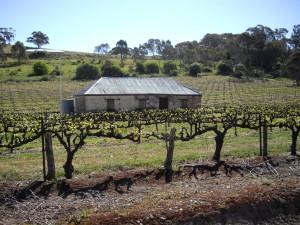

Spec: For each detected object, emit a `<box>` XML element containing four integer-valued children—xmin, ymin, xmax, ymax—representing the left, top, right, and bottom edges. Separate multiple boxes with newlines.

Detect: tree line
<box><xmin>93</xmin><ymin>24</ymin><xmax>300</xmax><ymax>85</ymax></box>
<box><xmin>1</xmin><ymin>25</ymin><xmax>300</xmax><ymax>85</ymax></box>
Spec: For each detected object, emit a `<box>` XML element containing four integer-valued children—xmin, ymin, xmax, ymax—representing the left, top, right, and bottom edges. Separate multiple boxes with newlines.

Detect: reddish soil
<box><xmin>1</xmin><ymin>155</ymin><xmax>300</xmax><ymax>225</ymax></box>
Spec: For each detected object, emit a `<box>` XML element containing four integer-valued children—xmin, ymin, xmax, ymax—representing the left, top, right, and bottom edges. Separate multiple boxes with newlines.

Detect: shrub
<box><xmin>163</xmin><ymin>62</ymin><xmax>177</xmax><ymax>75</ymax></box>
<box><xmin>233</xmin><ymin>63</ymin><xmax>246</xmax><ymax>78</ymax></box>
<box><xmin>168</xmin><ymin>70</ymin><xmax>178</xmax><ymax>76</ymax></box>
<box><xmin>189</xmin><ymin>62</ymin><xmax>201</xmax><ymax>76</ymax></box>
<box><xmin>145</xmin><ymin>62</ymin><xmax>159</xmax><ymax>74</ymax></box>
<box><xmin>33</xmin><ymin>62</ymin><xmax>48</xmax><ymax>75</ymax></box>
<box><xmin>217</xmin><ymin>61</ymin><xmax>233</xmax><ymax>75</ymax></box>
<box><xmin>202</xmin><ymin>67</ymin><xmax>212</xmax><ymax>73</ymax></box>
<box><xmin>102</xmin><ymin>60</ymin><xmax>124</xmax><ymax>77</ymax></box>
<box><xmin>74</xmin><ymin>63</ymin><xmax>100</xmax><ymax>80</ymax></box>
<box><xmin>28</xmin><ymin>51</ymin><xmax>47</xmax><ymax>59</ymax></box>
<box><xmin>135</xmin><ymin>62</ymin><xmax>145</xmax><ymax>74</ymax></box>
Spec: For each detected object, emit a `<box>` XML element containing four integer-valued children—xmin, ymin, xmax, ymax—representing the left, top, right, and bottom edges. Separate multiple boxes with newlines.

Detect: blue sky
<box><xmin>1</xmin><ymin>0</ymin><xmax>300</xmax><ymax>52</ymax></box>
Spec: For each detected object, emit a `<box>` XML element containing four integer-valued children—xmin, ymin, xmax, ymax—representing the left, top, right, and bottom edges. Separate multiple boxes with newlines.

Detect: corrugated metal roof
<box><xmin>75</xmin><ymin>77</ymin><xmax>201</xmax><ymax>96</ymax></box>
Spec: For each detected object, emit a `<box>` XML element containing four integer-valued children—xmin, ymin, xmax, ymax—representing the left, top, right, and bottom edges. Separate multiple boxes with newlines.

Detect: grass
<box><xmin>0</xmin><ymin>127</ymin><xmax>297</xmax><ymax>181</ymax></box>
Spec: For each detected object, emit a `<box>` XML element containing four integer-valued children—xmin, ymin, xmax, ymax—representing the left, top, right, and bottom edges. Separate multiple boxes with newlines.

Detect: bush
<box><xmin>102</xmin><ymin>60</ymin><xmax>124</xmax><ymax>77</ymax></box>
<box><xmin>28</xmin><ymin>51</ymin><xmax>47</xmax><ymax>59</ymax></box>
<box><xmin>135</xmin><ymin>62</ymin><xmax>145</xmax><ymax>74</ymax></box>
<box><xmin>233</xmin><ymin>63</ymin><xmax>247</xmax><ymax>78</ymax></box>
<box><xmin>217</xmin><ymin>61</ymin><xmax>233</xmax><ymax>75</ymax></box>
<box><xmin>202</xmin><ymin>67</ymin><xmax>212</xmax><ymax>73</ymax></box>
<box><xmin>33</xmin><ymin>62</ymin><xmax>48</xmax><ymax>75</ymax></box>
<box><xmin>189</xmin><ymin>62</ymin><xmax>201</xmax><ymax>76</ymax></box>
<box><xmin>169</xmin><ymin>70</ymin><xmax>178</xmax><ymax>76</ymax></box>
<box><xmin>145</xmin><ymin>62</ymin><xmax>159</xmax><ymax>74</ymax></box>
<box><xmin>163</xmin><ymin>62</ymin><xmax>177</xmax><ymax>75</ymax></box>
<box><xmin>74</xmin><ymin>63</ymin><xmax>100</xmax><ymax>80</ymax></box>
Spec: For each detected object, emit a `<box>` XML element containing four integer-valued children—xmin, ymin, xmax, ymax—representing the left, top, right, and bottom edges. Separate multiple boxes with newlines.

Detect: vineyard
<box><xmin>1</xmin><ymin>76</ymin><xmax>300</xmax><ymax>225</ymax></box>
<box><xmin>0</xmin><ymin>76</ymin><xmax>299</xmax><ymax>112</ymax></box>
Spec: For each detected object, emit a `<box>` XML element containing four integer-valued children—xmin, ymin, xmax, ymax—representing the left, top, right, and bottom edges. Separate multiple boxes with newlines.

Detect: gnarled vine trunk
<box><xmin>63</xmin><ymin>152</ymin><xmax>74</xmax><ymax>179</ymax></box>
<box><xmin>213</xmin><ymin>131</ymin><xmax>225</xmax><ymax>162</ymax></box>
<box><xmin>164</xmin><ymin>128</ymin><xmax>176</xmax><ymax>183</ymax></box>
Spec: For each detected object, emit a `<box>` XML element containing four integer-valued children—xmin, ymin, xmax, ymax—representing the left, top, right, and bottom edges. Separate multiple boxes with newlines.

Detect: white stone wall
<box><xmin>74</xmin><ymin>95</ymin><xmax>201</xmax><ymax>112</ymax></box>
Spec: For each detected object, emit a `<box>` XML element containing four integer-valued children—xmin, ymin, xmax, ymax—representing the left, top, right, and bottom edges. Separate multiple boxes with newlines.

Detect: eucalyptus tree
<box><xmin>11</xmin><ymin>41</ymin><xmax>26</xmax><ymax>64</ymax></box>
<box><xmin>94</xmin><ymin>43</ymin><xmax>110</xmax><ymax>56</ymax></box>
<box><xmin>290</xmin><ymin>24</ymin><xmax>300</xmax><ymax>50</ymax></box>
<box><xmin>0</xmin><ymin>27</ymin><xmax>15</xmax><ymax>45</ymax></box>
<box><xmin>111</xmin><ymin>40</ymin><xmax>129</xmax><ymax>65</ymax></box>
<box><xmin>27</xmin><ymin>31</ymin><xmax>49</xmax><ymax>48</ymax></box>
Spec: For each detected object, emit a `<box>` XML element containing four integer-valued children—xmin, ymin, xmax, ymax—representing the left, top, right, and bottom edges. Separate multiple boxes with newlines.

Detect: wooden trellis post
<box><xmin>41</xmin><ymin>116</ymin><xmax>46</xmax><ymax>181</ymax></box>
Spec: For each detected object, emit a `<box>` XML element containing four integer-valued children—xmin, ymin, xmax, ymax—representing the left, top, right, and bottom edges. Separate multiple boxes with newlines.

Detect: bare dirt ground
<box><xmin>1</xmin><ymin>155</ymin><xmax>300</xmax><ymax>225</ymax></box>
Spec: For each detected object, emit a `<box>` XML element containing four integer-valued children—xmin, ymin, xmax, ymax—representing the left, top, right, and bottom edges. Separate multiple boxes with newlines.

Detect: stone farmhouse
<box><xmin>73</xmin><ymin>77</ymin><xmax>201</xmax><ymax>112</ymax></box>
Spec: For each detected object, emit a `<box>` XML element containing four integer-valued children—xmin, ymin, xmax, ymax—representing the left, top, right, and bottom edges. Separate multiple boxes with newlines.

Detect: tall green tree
<box><xmin>131</xmin><ymin>44</ymin><xmax>148</xmax><ymax>61</ymax></box>
<box><xmin>94</xmin><ymin>43</ymin><xmax>110</xmax><ymax>55</ymax></box>
<box><xmin>27</xmin><ymin>31</ymin><xmax>49</xmax><ymax>48</ymax></box>
<box><xmin>290</xmin><ymin>24</ymin><xmax>300</xmax><ymax>50</ymax></box>
<box><xmin>175</xmin><ymin>41</ymin><xmax>200</xmax><ymax>64</ymax></box>
<box><xmin>285</xmin><ymin>51</ymin><xmax>300</xmax><ymax>86</ymax></box>
<box><xmin>160</xmin><ymin>40</ymin><xmax>176</xmax><ymax>60</ymax></box>
<box><xmin>11</xmin><ymin>41</ymin><xmax>26</xmax><ymax>64</ymax></box>
<box><xmin>144</xmin><ymin>39</ymin><xmax>161</xmax><ymax>57</ymax></box>
<box><xmin>0</xmin><ymin>27</ymin><xmax>15</xmax><ymax>45</ymax></box>
<box><xmin>111</xmin><ymin>40</ymin><xmax>129</xmax><ymax>65</ymax></box>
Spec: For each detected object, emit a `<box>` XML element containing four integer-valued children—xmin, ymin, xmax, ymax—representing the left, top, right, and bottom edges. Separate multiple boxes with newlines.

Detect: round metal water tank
<box><xmin>60</xmin><ymin>99</ymin><xmax>74</xmax><ymax>114</ymax></box>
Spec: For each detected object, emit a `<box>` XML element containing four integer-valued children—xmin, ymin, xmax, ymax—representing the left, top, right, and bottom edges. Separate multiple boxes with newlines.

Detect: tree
<box><xmin>0</xmin><ymin>27</ymin><xmax>15</xmax><ymax>45</ymax></box>
<box><xmin>111</xmin><ymin>40</ymin><xmax>129</xmax><ymax>65</ymax></box>
<box><xmin>274</xmin><ymin>28</ymin><xmax>288</xmax><ymax>41</ymax></box>
<box><xmin>201</xmin><ymin>33</ymin><xmax>225</xmax><ymax>48</ymax></box>
<box><xmin>11</xmin><ymin>41</ymin><xmax>26</xmax><ymax>64</ymax></box>
<box><xmin>0</xmin><ymin>28</ymin><xmax>15</xmax><ymax>62</ymax></box>
<box><xmin>217</xmin><ymin>61</ymin><xmax>233</xmax><ymax>75</ymax></box>
<box><xmin>101</xmin><ymin>60</ymin><xmax>125</xmax><ymax>77</ymax></box>
<box><xmin>33</xmin><ymin>62</ymin><xmax>48</xmax><ymax>75</ymax></box>
<box><xmin>144</xmin><ymin>39</ymin><xmax>161</xmax><ymax>57</ymax></box>
<box><xmin>135</xmin><ymin>62</ymin><xmax>145</xmax><ymax>74</ymax></box>
<box><xmin>74</xmin><ymin>64</ymin><xmax>100</xmax><ymax>80</ymax></box>
<box><xmin>0</xmin><ymin>37</ymin><xmax>5</xmax><ymax>62</ymax></box>
<box><xmin>27</xmin><ymin>31</ymin><xmax>49</xmax><ymax>48</ymax></box>
<box><xmin>112</xmin><ymin>40</ymin><xmax>129</xmax><ymax>65</ymax></box>
<box><xmin>189</xmin><ymin>62</ymin><xmax>201</xmax><ymax>76</ymax></box>
<box><xmin>131</xmin><ymin>45</ymin><xmax>148</xmax><ymax>61</ymax></box>
<box><xmin>94</xmin><ymin>43</ymin><xmax>110</xmax><ymax>55</ymax></box>
<box><xmin>175</xmin><ymin>41</ymin><xmax>201</xmax><ymax>64</ymax></box>
<box><xmin>163</xmin><ymin>61</ymin><xmax>177</xmax><ymax>75</ymax></box>
<box><xmin>145</xmin><ymin>62</ymin><xmax>159</xmax><ymax>74</ymax></box>
<box><xmin>290</xmin><ymin>24</ymin><xmax>300</xmax><ymax>50</ymax></box>
<box><xmin>160</xmin><ymin>40</ymin><xmax>176</xmax><ymax>60</ymax></box>
<box><xmin>285</xmin><ymin>51</ymin><xmax>300</xmax><ymax>86</ymax></box>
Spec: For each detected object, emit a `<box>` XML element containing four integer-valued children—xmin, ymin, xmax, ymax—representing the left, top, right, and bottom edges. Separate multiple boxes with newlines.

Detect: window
<box><xmin>138</xmin><ymin>99</ymin><xmax>147</xmax><ymax>110</ymax></box>
<box><xmin>180</xmin><ymin>99</ymin><xmax>188</xmax><ymax>108</ymax></box>
<box><xmin>106</xmin><ymin>99</ymin><xmax>115</xmax><ymax>112</ymax></box>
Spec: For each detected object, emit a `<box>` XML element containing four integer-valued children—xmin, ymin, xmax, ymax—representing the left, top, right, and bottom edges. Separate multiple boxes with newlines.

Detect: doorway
<box><xmin>159</xmin><ymin>97</ymin><xmax>169</xmax><ymax>109</ymax></box>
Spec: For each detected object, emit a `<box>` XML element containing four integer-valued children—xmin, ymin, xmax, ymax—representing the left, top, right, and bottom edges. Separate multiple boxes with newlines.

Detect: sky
<box><xmin>1</xmin><ymin>0</ymin><xmax>300</xmax><ymax>53</ymax></box>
